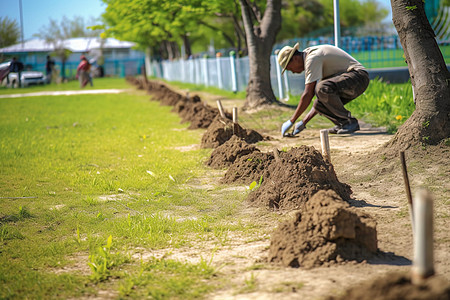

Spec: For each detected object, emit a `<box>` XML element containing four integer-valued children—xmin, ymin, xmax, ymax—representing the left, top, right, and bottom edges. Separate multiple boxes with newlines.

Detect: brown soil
<box><xmin>268</xmin><ymin>190</ymin><xmax>377</xmax><ymax>268</ymax></box>
<box><xmin>129</xmin><ymin>78</ymin><xmax>227</xmax><ymax>129</ymax></box>
<box><xmin>200</xmin><ymin>115</ymin><xmax>265</xmax><ymax>148</ymax></box>
<box><xmin>325</xmin><ymin>272</ymin><xmax>450</xmax><ymax>300</ymax></box>
<box><xmin>247</xmin><ymin>146</ymin><xmax>352</xmax><ymax>210</ymax></box>
<box><xmin>221</xmin><ymin>151</ymin><xmax>275</xmax><ymax>184</ymax></box>
<box><xmin>206</xmin><ymin>135</ymin><xmax>260</xmax><ymax>169</ymax></box>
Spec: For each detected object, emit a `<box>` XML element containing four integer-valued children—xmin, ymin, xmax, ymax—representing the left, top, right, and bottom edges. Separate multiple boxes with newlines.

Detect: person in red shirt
<box><xmin>76</xmin><ymin>55</ymin><xmax>90</xmax><ymax>88</ymax></box>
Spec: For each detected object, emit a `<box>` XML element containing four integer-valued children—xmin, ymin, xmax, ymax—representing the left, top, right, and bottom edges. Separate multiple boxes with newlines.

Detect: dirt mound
<box><xmin>247</xmin><ymin>146</ymin><xmax>352</xmax><ymax>210</ymax></box>
<box><xmin>325</xmin><ymin>272</ymin><xmax>450</xmax><ymax>300</ymax></box>
<box><xmin>142</xmin><ymin>80</ymin><xmax>226</xmax><ymax>129</ymax></box>
<box><xmin>268</xmin><ymin>190</ymin><xmax>377</xmax><ymax>268</ymax></box>
<box><xmin>221</xmin><ymin>151</ymin><xmax>275</xmax><ymax>184</ymax></box>
<box><xmin>206</xmin><ymin>136</ymin><xmax>260</xmax><ymax>169</ymax></box>
<box><xmin>181</xmin><ymin>102</ymin><xmax>223</xmax><ymax>130</ymax></box>
<box><xmin>201</xmin><ymin>116</ymin><xmax>265</xmax><ymax>148</ymax></box>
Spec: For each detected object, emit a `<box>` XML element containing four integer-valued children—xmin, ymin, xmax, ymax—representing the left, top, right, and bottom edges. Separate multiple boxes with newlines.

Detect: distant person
<box><xmin>45</xmin><ymin>55</ymin><xmax>55</xmax><ymax>84</ymax></box>
<box><xmin>76</xmin><ymin>55</ymin><xmax>90</xmax><ymax>88</ymax></box>
<box><xmin>278</xmin><ymin>43</ymin><xmax>369</xmax><ymax>137</ymax></box>
<box><xmin>8</xmin><ymin>57</ymin><xmax>24</xmax><ymax>88</ymax></box>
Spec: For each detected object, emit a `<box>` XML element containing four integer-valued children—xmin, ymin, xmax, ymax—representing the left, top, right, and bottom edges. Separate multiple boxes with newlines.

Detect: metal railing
<box><xmin>150</xmin><ymin>35</ymin><xmax>450</xmax><ymax>98</ymax></box>
<box><xmin>24</xmin><ymin>58</ymin><xmax>145</xmax><ymax>79</ymax></box>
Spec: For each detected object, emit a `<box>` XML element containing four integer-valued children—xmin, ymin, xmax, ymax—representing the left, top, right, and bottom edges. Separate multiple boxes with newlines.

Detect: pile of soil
<box><xmin>325</xmin><ymin>272</ymin><xmax>450</xmax><ymax>300</ymax></box>
<box><xmin>268</xmin><ymin>190</ymin><xmax>378</xmax><ymax>268</ymax></box>
<box><xmin>201</xmin><ymin>115</ymin><xmax>265</xmax><ymax>148</ymax></box>
<box><xmin>206</xmin><ymin>136</ymin><xmax>260</xmax><ymax>169</ymax></box>
<box><xmin>127</xmin><ymin>78</ymin><xmax>268</xmax><ymax>134</ymax></box>
<box><xmin>221</xmin><ymin>151</ymin><xmax>275</xmax><ymax>184</ymax></box>
<box><xmin>180</xmin><ymin>101</ymin><xmax>224</xmax><ymax>130</ymax></box>
<box><xmin>247</xmin><ymin>146</ymin><xmax>352</xmax><ymax>210</ymax></box>
<box><xmin>135</xmin><ymin>79</ymin><xmax>226</xmax><ymax>129</ymax></box>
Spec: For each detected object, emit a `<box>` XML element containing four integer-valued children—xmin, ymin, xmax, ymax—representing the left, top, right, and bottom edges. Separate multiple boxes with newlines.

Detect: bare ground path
<box><xmin>143</xmin><ymin>83</ymin><xmax>450</xmax><ymax>299</ymax></box>
<box><xmin>0</xmin><ymin>89</ymin><xmax>129</xmax><ymax>98</ymax></box>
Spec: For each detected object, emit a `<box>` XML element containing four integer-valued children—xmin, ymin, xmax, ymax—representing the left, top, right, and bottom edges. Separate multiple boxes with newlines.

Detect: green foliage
<box><xmin>345</xmin><ymin>79</ymin><xmax>415</xmax><ymax>133</ymax></box>
<box><xmin>249</xmin><ymin>175</ymin><xmax>264</xmax><ymax>191</ymax></box>
<box><xmin>278</xmin><ymin>0</ymin><xmax>388</xmax><ymax>40</ymax></box>
<box><xmin>0</xmin><ymin>16</ymin><xmax>20</xmax><ymax>48</ymax></box>
<box><xmin>18</xmin><ymin>206</ymin><xmax>32</xmax><ymax>220</ymax></box>
<box><xmin>88</xmin><ymin>235</ymin><xmax>129</xmax><ymax>281</ymax></box>
<box><xmin>406</xmin><ymin>5</ymin><xmax>418</xmax><ymax>10</ymax></box>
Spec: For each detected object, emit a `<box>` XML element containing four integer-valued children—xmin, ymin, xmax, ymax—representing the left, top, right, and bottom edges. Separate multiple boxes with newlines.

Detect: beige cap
<box><xmin>277</xmin><ymin>42</ymin><xmax>300</xmax><ymax>75</ymax></box>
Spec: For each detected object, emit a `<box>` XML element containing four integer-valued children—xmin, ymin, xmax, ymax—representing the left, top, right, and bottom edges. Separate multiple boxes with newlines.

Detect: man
<box><xmin>8</xmin><ymin>57</ymin><xmax>24</xmax><ymax>88</ymax></box>
<box><xmin>278</xmin><ymin>43</ymin><xmax>369</xmax><ymax>136</ymax></box>
<box><xmin>45</xmin><ymin>56</ymin><xmax>55</xmax><ymax>84</ymax></box>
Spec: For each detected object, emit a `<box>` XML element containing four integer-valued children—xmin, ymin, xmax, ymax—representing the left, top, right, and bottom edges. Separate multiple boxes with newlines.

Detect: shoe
<box><xmin>327</xmin><ymin>125</ymin><xmax>341</xmax><ymax>134</ymax></box>
<box><xmin>337</xmin><ymin>120</ymin><xmax>360</xmax><ymax>134</ymax></box>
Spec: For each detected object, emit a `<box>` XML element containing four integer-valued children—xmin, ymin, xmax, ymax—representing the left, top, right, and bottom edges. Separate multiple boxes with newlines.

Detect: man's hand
<box><xmin>281</xmin><ymin>120</ymin><xmax>293</xmax><ymax>136</ymax></box>
<box><xmin>293</xmin><ymin>120</ymin><xmax>306</xmax><ymax>135</ymax></box>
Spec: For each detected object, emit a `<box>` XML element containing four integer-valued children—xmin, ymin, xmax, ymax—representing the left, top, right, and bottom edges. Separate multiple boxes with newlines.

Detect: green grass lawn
<box><xmin>0</xmin><ymin>87</ymin><xmax>253</xmax><ymax>299</ymax></box>
<box><xmin>351</xmin><ymin>45</ymin><xmax>450</xmax><ymax>68</ymax></box>
<box><xmin>0</xmin><ymin>77</ymin><xmax>131</xmax><ymax>95</ymax></box>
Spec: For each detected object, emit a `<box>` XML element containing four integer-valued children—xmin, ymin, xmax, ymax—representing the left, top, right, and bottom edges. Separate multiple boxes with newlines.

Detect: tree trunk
<box><xmin>387</xmin><ymin>0</ymin><xmax>450</xmax><ymax>151</ymax></box>
<box><xmin>239</xmin><ymin>0</ymin><xmax>282</xmax><ymax>110</ymax></box>
<box><xmin>182</xmin><ymin>34</ymin><xmax>192</xmax><ymax>58</ymax></box>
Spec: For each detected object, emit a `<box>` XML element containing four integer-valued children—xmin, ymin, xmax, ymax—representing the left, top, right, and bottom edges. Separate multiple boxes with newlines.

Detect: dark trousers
<box><xmin>313</xmin><ymin>69</ymin><xmax>369</xmax><ymax>126</ymax></box>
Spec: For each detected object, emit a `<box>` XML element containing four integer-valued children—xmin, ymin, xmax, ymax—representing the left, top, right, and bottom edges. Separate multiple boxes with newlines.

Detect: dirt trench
<box><xmin>128</xmin><ymin>78</ymin><xmax>450</xmax><ymax>299</ymax></box>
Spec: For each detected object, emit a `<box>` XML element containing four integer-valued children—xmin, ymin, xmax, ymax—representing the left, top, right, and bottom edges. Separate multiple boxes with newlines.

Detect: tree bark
<box><xmin>182</xmin><ymin>34</ymin><xmax>192</xmax><ymax>58</ymax></box>
<box><xmin>387</xmin><ymin>0</ymin><xmax>450</xmax><ymax>151</ymax></box>
<box><xmin>239</xmin><ymin>0</ymin><xmax>282</xmax><ymax>110</ymax></box>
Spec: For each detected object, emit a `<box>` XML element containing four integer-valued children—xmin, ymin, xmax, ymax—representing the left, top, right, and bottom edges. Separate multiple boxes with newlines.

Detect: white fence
<box><xmin>149</xmin><ymin>54</ymin><xmax>306</xmax><ymax>100</ymax></box>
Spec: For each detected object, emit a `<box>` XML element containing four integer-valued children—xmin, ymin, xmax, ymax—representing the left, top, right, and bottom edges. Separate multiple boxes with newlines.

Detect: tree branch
<box><xmin>198</xmin><ymin>20</ymin><xmax>236</xmax><ymax>48</ymax></box>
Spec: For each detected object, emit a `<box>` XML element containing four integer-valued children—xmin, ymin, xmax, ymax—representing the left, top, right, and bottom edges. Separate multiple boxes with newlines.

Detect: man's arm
<box><xmin>290</xmin><ymin>81</ymin><xmax>317</xmax><ymax>124</ymax></box>
<box><xmin>281</xmin><ymin>81</ymin><xmax>318</xmax><ymax>136</ymax></box>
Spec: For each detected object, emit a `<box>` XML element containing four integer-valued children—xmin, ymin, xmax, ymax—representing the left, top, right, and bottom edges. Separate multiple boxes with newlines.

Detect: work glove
<box><xmin>293</xmin><ymin>120</ymin><xmax>306</xmax><ymax>135</ymax></box>
<box><xmin>281</xmin><ymin>120</ymin><xmax>293</xmax><ymax>136</ymax></box>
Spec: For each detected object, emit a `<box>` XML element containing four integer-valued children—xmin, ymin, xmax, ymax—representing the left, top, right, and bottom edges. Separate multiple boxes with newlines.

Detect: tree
<box><xmin>386</xmin><ymin>0</ymin><xmax>450</xmax><ymax>151</ymax></box>
<box><xmin>35</xmin><ymin>16</ymin><xmax>101</xmax><ymax>79</ymax></box>
<box><xmin>101</xmin><ymin>0</ymin><xmax>245</xmax><ymax>59</ymax></box>
<box><xmin>0</xmin><ymin>17</ymin><xmax>20</xmax><ymax>48</ymax></box>
<box><xmin>239</xmin><ymin>0</ymin><xmax>281</xmax><ymax>110</ymax></box>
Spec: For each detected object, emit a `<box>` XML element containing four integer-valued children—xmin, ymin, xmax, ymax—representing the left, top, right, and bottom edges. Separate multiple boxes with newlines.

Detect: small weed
<box><xmin>396</xmin><ymin>209</ymin><xmax>409</xmax><ymax>218</ymax></box>
<box><xmin>422</xmin><ymin>120</ymin><xmax>430</xmax><ymax>128</ymax></box>
<box><xmin>83</xmin><ymin>197</ymin><xmax>98</xmax><ymax>206</ymax></box>
<box><xmin>249</xmin><ymin>175</ymin><xmax>264</xmax><ymax>191</ymax></box>
<box><xmin>240</xmin><ymin>273</ymin><xmax>258</xmax><ymax>293</ymax></box>
<box><xmin>88</xmin><ymin>235</ymin><xmax>129</xmax><ymax>282</ymax></box>
<box><xmin>406</xmin><ymin>5</ymin><xmax>417</xmax><ymax>10</ymax></box>
<box><xmin>246</xmin><ymin>263</ymin><xmax>265</xmax><ymax>271</ymax></box>
<box><xmin>75</xmin><ymin>226</ymin><xmax>82</xmax><ymax>245</ymax></box>
<box><xmin>18</xmin><ymin>206</ymin><xmax>32</xmax><ymax>220</ymax></box>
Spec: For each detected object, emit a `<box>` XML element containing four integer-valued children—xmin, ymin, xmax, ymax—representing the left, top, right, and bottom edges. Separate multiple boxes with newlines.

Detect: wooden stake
<box><xmin>412</xmin><ymin>189</ymin><xmax>434</xmax><ymax>284</ymax></box>
<box><xmin>232</xmin><ymin>107</ymin><xmax>238</xmax><ymax>123</ymax></box>
<box><xmin>216</xmin><ymin>100</ymin><xmax>225</xmax><ymax>118</ymax></box>
<box><xmin>232</xmin><ymin>107</ymin><xmax>238</xmax><ymax>135</ymax></box>
<box><xmin>273</xmin><ymin>148</ymin><xmax>281</xmax><ymax>162</ymax></box>
<box><xmin>186</xmin><ymin>92</ymin><xmax>190</xmax><ymax>100</ymax></box>
<box><xmin>400</xmin><ymin>151</ymin><xmax>415</xmax><ymax>234</ymax></box>
<box><xmin>320</xmin><ymin>129</ymin><xmax>331</xmax><ymax>162</ymax></box>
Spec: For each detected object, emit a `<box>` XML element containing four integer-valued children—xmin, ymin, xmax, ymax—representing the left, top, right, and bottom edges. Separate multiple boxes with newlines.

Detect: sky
<box><xmin>0</xmin><ymin>0</ymin><xmax>106</xmax><ymax>40</ymax></box>
<box><xmin>0</xmin><ymin>0</ymin><xmax>393</xmax><ymax>42</ymax></box>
